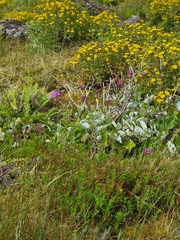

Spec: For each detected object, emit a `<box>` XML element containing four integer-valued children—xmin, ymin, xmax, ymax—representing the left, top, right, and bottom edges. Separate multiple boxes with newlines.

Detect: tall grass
<box><xmin>1</xmin><ymin>140</ymin><xmax>180</xmax><ymax>239</ymax></box>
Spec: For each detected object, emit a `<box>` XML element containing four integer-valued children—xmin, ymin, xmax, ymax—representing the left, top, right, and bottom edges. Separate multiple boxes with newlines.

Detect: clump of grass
<box><xmin>0</xmin><ymin>141</ymin><xmax>180</xmax><ymax>239</ymax></box>
<box><xmin>121</xmin><ymin>212</ymin><xmax>180</xmax><ymax>239</ymax></box>
<box><xmin>0</xmin><ymin>38</ymin><xmax>75</xmax><ymax>89</ymax></box>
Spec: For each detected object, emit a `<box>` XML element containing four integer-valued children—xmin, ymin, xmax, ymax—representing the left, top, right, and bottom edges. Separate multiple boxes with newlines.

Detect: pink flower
<box><xmin>81</xmin><ymin>94</ymin><xmax>87</xmax><ymax>102</ymax></box>
<box><xmin>106</xmin><ymin>99</ymin><xmax>111</xmax><ymax>104</ymax></box>
<box><xmin>144</xmin><ymin>148</ymin><xmax>153</xmax><ymax>154</ymax></box>
<box><xmin>141</xmin><ymin>72</ymin><xmax>147</xmax><ymax>77</ymax></box>
<box><xmin>34</xmin><ymin>123</ymin><xmax>45</xmax><ymax>133</ymax></box>
<box><xmin>128</xmin><ymin>70</ymin><xmax>134</xmax><ymax>76</ymax></box>
<box><xmin>116</xmin><ymin>81</ymin><xmax>124</xmax><ymax>88</ymax></box>
<box><xmin>51</xmin><ymin>91</ymin><xmax>61</xmax><ymax>99</ymax></box>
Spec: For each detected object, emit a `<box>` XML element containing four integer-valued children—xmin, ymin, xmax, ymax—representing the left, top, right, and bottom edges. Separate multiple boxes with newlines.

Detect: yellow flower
<box><xmin>160</xmin><ymin>94</ymin><xmax>165</xmax><ymax>98</ymax></box>
<box><xmin>151</xmin><ymin>78</ymin><xmax>156</xmax><ymax>83</ymax></box>
<box><xmin>164</xmin><ymin>91</ymin><xmax>170</xmax><ymax>96</ymax></box>
<box><xmin>171</xmin><ymin>65</ymin><xmax>178</xmax><ymax>69</ymax></box>
<box><xmin>156</xmin><ymin>99</ymin><xmax>163</xmax><ymax>104</ymax></box>
<box><xmin>16</xmin><ymin>117</ymin><xmax>21</xmax><ymax>122</ymax></box>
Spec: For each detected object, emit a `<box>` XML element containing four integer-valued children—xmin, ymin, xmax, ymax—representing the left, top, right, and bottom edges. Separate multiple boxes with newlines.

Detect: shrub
<box><xmin>65</xmin><ymin>22</ymin><xmax>180</xmax><ymax>109</ymax></box>
<box><xmin>149</xmin><ymin>0</ymin><xmax>180</xmax><ymax>30</ymax></box>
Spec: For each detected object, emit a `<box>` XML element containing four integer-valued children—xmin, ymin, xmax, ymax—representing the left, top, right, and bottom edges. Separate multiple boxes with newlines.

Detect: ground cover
<box><xmin>0</xmin><ymin>0</ymin><xmax>180</xmax><ymax>239</ymax></box>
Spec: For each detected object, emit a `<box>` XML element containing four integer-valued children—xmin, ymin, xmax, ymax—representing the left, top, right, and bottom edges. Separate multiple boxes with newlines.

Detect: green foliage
<box><xmin>0</xmin><ymin>142</ymin><xmax>180</xmax><ymax>239</ymax></box>
<box><xmin>0</xmin><ymin>0</ymin><xmax>8</xmax><ymax>18</ymax></box>
<box><xmin>0</xmin><ymin>79</ymin><xmax>59</xmax><ymax>143</ymax></box>
<box><xmin>66</xmin><ymin>22</ymin><xmax>180</xmax><ymax>108</ymax></box>
<box><xmin>53</xmin><ymin>92</ymin><xmax>180</xmax><ymax>155</ymax></box>
<box><xmin>0</xmin><ymin>0</ymin><xmax>180</xmax><ymax>239</ymax></box>
<box><xmin>11</xmin><ymin>0</ymin><xmax>38</xmax><ymax>6</ymax></box>
<box><xmin>95</xmin><ymin>0</ymin><xmax>125</xmax><ymax>6</ymax></box>
<box><xmin>149</xmin><ymin>0</ymin><xmax>180</xmax><ymax>30</ymax></box>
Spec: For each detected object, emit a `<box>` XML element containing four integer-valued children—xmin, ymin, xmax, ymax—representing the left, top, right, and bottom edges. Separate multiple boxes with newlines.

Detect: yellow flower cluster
<box><xmin>69</xmin><ymin>41</ymin><xmax>99</xmax><ymax>66</ymax></box>
<box><xmin>3</xmin><ymin>11</ymin><xmax>34</xmax><ymax>22</ymax></box>
<box><xmin>88</xmin><ymin>10</ymin><xmax>120</xmax><ymax>38</ymax></box>
<box><xmin>150</xmin><ymin>0</ymin><xmax>180</xmax><ymax>22</ymax></box>
<box><xmin>32</xmin><ymin>0</ymin><xmax>77</xmax><ymax>22</ymax></box>
<box><xmin>154</xmin><ymin>91</ymin><xmax>170</xmax><ymax>104</ymax></box>
<box><xmin>67</xmin><ymin>21</ymin><xmax>179</xmax><ymax>105</ymax></box>
<box><xmin>2</xmin><ymin>0</ymin><xmax>90</xmax><ymax>39</ymax></box>
<box><xmin>91</xmin><ymin>11</ymin><xmax>119</xmax><ymax>26</ymax></box>
<box><xmin>69</xmin><ymin>22</ymin><xmax>179</xmax><ymax>69</ymax></box>
<box><xmin>30</xmin><ymin>0</ymin><xmax>90</xmax><ymax>40</ymax></box>
<box><xmin>0</xmin><ymin>0</ymin><xmax>7</xmax><ymax>6</ymax></box>
<box><xmin>2</xmin><ymin>0</ymin><xmax>121</xmax><ymax>41</ymax></box>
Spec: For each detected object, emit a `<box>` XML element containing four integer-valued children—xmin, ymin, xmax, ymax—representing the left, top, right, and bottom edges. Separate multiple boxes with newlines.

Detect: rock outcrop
<box><xmin>0</xmin><ymin>18</ymin><xmax>27</xmax><ymax>39</ymax></box>
<box><xmin>82</xmin><ymin>0</ymin><xmax>110</xmax><ymax>15</ymax></box>
<box><xmin>0</xmin><ymin>155</ymin><xmax>17</xmax><ymax>188</ymax></box>
<box><xmin>72</xmin><ymin>0</ymin><xmax>110</xmax><ymax>15</ymax></box>
<box><xmin>125</xmin><ymin>15</ymin><xmax>141</xmax><ymax>24</ymax></box>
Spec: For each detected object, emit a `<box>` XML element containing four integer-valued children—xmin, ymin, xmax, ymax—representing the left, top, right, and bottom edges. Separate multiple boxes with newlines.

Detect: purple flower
<box><xmin>106</xmin><ymin>99</ymin><xmax>111</xmax><ymax>104</ymax></box>
<box><xmin>128</xmin><ymin>69</ymin><xmax>134</xmax><ymax>76</ymax></box>
<box><xmin>81</xmin><ymin>94</ymin><xmax>87</xmax><ymax>102</ymax></box>
<box><xmin>141</xmin><ymin>72</ymin><xmax>147</xmax><ymax>77</ymax></box>
<box><xmin>116</xmin><ymin>81</ymin><xmax>124</xmax><ymax>88</ymax></box>
<box><xmin>51</xmin><ymin>91</ymin><xmax>61</xmax><ymax>99</ymax></box>
<box><xmin>39</xmin><ymin>106</ymin><xmax>47</xmax><ymax>112</ymax></box>
<box><xmin>34</xmin><ymin>123</ymin><xmax>45</xmax><ymax>133</ymax></box>
<box><xmin>144</xmin><ymin>148</ymin><xmax>153</xmax><ymax>154</ymax></box>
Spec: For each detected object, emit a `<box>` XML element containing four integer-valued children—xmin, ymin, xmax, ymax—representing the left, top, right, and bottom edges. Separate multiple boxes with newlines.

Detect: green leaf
<box><xmin>124</xmin><ymin>139</ymin><xmax>136</xmax><ymax>151</ymax></box>
<box><xmin>101</xmin><ymin>131</ymin><xmax>108</xmax><ymax>146</ymax></box>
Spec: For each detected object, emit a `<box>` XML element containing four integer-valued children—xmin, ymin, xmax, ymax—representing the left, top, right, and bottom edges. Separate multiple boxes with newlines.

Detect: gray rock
<box><xmin>125</xmin><ymin>15</ymin><xmax>141</xmax><ymax>24</ymax></box>
<box><xmin>0</xmin><ymin>18</ymin><xmax>27</xmax><ymax>39</ymax></box>
<box><xmin>72</xmin><ymin>0</ymin><xmax>110</xmax><ymax>15</ymax></box>
<box><xmin>0</xmin><ymin>155</ymin><xmax>17</xmax><ymax>188</ymax></box>
<box><xmin>82</xmin><ymin>0</ymin><xmax>110</xmax><ymax>15</ymax></box>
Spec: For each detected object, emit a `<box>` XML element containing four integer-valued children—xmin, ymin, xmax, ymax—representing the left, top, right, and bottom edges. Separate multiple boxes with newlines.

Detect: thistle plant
<box><xmin>0</xmin><ymin>80</ymin><xmax>58</xmax><ymax>142</ymax></box>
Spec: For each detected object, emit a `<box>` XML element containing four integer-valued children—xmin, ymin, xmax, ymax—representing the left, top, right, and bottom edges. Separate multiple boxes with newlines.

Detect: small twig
<box><xmin>63</xmin><ymin>84</ymin><xmax>81</xmax><ymax>108</ymax></box>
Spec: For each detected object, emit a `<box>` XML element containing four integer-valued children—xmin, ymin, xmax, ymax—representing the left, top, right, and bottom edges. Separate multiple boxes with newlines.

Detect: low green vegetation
<box><xmin>0</xmin><ymin>0</ymin><xmax>180</xmax><ymax>239</ymax></box>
